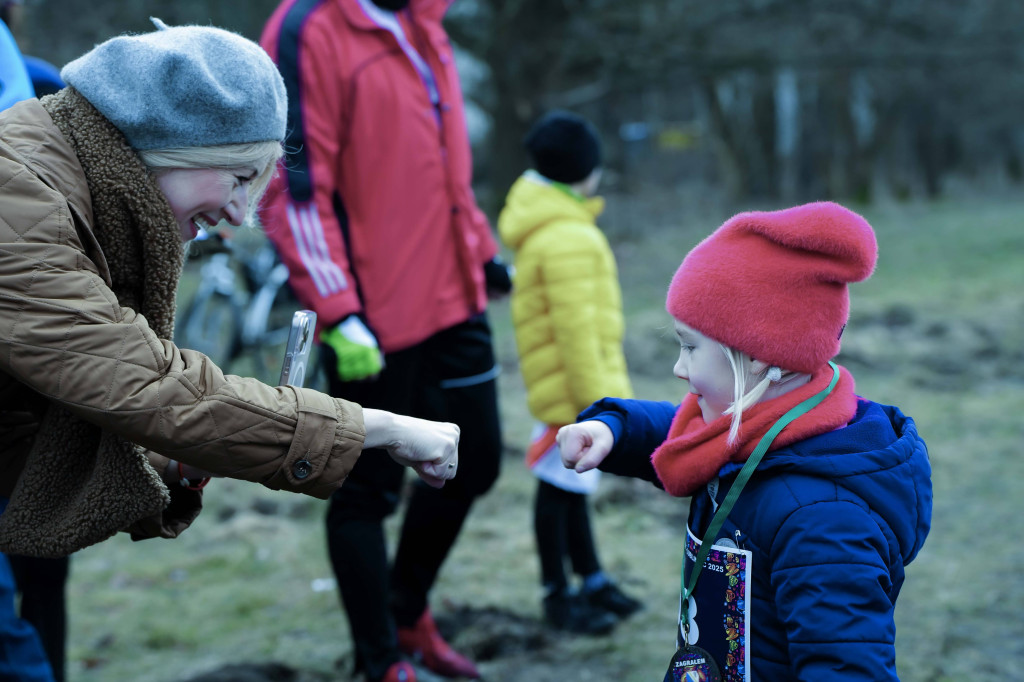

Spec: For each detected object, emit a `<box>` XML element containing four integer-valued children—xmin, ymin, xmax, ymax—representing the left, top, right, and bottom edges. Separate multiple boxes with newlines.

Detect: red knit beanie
<box><xmin>666</xmin><ymin>202</ymin><xmax>878</xmax><ymax>374</ymax></box>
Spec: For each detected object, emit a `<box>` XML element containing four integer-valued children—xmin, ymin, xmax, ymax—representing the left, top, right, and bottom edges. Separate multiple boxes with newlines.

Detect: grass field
<box><xmin>63</xmin><ymin>192</ymin><xmax>1024</xmax><ymax>681</ymax></box>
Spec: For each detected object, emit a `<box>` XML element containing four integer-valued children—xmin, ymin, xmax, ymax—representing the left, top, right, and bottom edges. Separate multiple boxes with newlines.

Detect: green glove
<box><xmin>320</xmin><ymin>315</ymin><xmax>384</xmax><ymax>382</ymax></box>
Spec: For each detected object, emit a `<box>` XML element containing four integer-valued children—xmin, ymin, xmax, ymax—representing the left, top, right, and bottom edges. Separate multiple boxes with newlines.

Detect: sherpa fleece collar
<box><xmin>0</xmin><ymin>88</ymin><xmax>183</xmax><ymax>557</ymax></box>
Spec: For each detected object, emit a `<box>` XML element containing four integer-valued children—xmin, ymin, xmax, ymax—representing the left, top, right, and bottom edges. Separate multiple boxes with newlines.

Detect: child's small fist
<box><xmin>557</xmin><ymin>421</ymin><xmax>614</xmax><ymax>473</ymax></box>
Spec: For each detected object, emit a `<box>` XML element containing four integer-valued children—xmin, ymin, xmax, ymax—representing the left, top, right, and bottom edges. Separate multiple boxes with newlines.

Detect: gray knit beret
<box><xmin>60</xmin><ymin>18</ymin><xmax>286</xmax><ymax>151</ymax></box>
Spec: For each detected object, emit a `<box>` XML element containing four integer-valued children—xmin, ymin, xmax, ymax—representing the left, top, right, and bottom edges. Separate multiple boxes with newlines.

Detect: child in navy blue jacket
<box><xmin>557</xmin><ymin>202</ymin><xmax>932</xmax><ymax>681</ymax></box>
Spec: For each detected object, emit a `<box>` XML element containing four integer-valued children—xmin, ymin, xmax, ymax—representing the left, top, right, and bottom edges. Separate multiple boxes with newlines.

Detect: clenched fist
<box><xmin>363</xmin><ymin>409</ymin><xmax>460</xmax><ymax>488</ymax></box>
<box><xmin>556</xmin><ymin>420</ymin><xmax>614</xmax><ymax>473</ymax></box>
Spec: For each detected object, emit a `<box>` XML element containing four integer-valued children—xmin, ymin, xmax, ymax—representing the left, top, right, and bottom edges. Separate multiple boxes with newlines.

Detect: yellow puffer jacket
<box><xmin>498</xmin><ymin>172</ymin><xmax>632</xmax><ymax>425</ymax></box>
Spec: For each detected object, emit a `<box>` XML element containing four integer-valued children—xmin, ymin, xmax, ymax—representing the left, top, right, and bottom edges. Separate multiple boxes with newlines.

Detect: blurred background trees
<box><xmin>14</xmin><ymin>0</ymin><xmax>1024</xmax><ymax>207</ymax></box>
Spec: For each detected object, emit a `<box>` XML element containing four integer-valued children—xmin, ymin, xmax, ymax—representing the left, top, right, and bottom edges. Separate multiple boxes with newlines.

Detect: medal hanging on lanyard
<box><xmin>663</xmin><ymin>362</ymin><xmax>840</xmax><ymax>682</ymax></box>
<box><xmin>665</xmin><ymin>644</ymin><xmax>722</xmax><ymax>682</ymax></box>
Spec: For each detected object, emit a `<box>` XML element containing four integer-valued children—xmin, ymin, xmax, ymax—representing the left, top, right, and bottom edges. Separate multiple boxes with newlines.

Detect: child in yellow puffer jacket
<box><xmin>497</xmin><ymin>110</ymin><xmax>643</xmax><ymax>635</ymax></box>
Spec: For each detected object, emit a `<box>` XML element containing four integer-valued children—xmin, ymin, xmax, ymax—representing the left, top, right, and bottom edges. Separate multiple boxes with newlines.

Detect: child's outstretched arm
<box><xmin>559</xmin><ymin>397</ymin><xmax>678</xmax><ymax>485</ymax></box>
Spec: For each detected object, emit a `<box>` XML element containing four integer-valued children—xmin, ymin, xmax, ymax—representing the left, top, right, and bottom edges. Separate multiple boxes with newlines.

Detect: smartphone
<box><xmin>279</xmin><ymin>310</ymin><xmax>317</xmax><ymax>387</ymax></box>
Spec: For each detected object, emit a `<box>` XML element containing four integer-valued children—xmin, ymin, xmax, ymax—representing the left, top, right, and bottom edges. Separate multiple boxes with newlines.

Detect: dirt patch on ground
<box><xmin>179</xmin><ymin>605</ymin><xmax>613</xmax><ymax>682</ymax></box>
<box><xmin>182</xmin><ymin>663</ymin><xmax>327</xmax><ymax>682</ymax></box>
<box><xmin>839</xmin><ymin>301</ymin><xmax>1024</xmax><ymax>389</ymax></box>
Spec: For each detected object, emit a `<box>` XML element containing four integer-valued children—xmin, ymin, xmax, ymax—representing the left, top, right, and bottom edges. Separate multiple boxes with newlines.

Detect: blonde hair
<box><xmin>719</xmin><ymin>345</ymin><xmax>777</xmax><ymax>445</ymax></box>
<box><xmin>139</xmin><ymin>140</ymin><xmax>284</xmax><ymax>222</ymax></box>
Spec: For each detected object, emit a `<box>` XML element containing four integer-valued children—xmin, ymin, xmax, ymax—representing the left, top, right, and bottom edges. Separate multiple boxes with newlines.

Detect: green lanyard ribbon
<box><xmin>677</xmin><ymin>361</ymin><xmax>840</xmax><ymax>643</ymax></box>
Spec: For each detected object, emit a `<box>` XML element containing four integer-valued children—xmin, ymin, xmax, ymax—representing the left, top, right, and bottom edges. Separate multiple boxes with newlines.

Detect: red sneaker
<box><xmin>381</xmin><ymin>661</ymin><xmax>417</xmax><ymax>682</ymax></box>
<box><xmin>396</xmin><ymin>609</ymin><xmax>480</xmax><ymax>679</ymax></box>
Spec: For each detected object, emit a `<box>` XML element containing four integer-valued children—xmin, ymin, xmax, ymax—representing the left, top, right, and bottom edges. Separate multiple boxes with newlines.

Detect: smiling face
<box><xmin>155</xmin><ymin>167</ymin><xmax>257</xmax><ymax>241</ymax></box>
<box><xmin>672</xmin><ymin>318</ymin><xmax>740</xmax><ymax>423</ymax></box>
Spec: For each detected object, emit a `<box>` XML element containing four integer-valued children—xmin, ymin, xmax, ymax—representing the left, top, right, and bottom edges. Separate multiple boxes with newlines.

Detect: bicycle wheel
<box><xmin>235</xmin><ymin>261</ymin><xmax>295</xmax><ymax>385</ymax></box>
<box><xmin>236</xmin><ymin>263</ymin><xmax>324</xmax><ymax>390</ymax></box>
<box><xmin>176</xmin><ymin>288</ymin><xmax>243</xmax><ymax>369</ymax></box>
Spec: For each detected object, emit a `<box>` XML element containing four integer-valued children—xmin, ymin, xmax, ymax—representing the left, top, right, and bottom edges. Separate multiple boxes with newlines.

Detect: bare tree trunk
<box><xmin>750</xmin><ymin>68</ymin><xmax>779</xmax><ymax>198</ymax></box>
<box><xmin>775</xmin><ymin>68</ymin><xmax>801</xmax><ymax>202</ymax></box>
<box><xmin>697</xmin><ymin>74</ymin><xmax>750</xmax><ymax>200</ymax></box>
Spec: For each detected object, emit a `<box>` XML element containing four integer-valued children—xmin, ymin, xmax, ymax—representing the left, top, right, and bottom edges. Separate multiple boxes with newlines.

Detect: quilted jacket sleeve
<box><xmin>0</xmin><ymin>153</ymin><xmax>363</xmax><ymax>499</ymax></box>
<box><xmin>770</xmin><ymin>501</ymin><xmax>899</xmax><ymax>680</ymax></box>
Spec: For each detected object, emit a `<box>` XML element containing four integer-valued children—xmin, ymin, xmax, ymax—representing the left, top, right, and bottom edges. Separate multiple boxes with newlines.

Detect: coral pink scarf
<box><xmin>651</xmin><ymin>364</ymin><xmax>859</xmax><ymax>497</ymax></box>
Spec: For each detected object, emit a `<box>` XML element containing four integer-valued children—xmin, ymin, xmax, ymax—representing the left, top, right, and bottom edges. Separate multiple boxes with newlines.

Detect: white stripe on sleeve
<box><xmin>307</xmin><ymin>207</ymin><xmax>348</xmax><ymax>291</ymax></box>
<box><xmin>286</xmin><ymin>202</ymin><xmax>330</xmax><ymax>296</ymax></box>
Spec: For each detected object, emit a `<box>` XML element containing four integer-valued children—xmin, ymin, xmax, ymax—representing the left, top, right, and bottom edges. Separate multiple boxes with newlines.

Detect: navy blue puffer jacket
<box><xmin>580</xmin><ymin>397</ymin><xmax>932</xmax><ymax>681</ymax></box>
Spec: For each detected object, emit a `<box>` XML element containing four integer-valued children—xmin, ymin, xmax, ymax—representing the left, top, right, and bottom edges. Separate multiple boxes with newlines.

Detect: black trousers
<box><xmin>7</xmin><ymin>554</ymin><xmax>68</xmax><ymax>682</ymax></box>
<box><xmin>533</xmin><ymin>480</ymin><xmax>601</xmax><ymax>592</ymax></box>
<box><xmin>322</xmin><ymin>314</ymin><xmax>502</xmax><ymax>679</ymax></box>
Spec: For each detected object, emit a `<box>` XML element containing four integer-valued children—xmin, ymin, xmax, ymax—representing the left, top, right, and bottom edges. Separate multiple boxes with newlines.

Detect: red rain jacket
<box><xmin>259</xmin><ymin>0</ymin><xmax>496</xmax><ymax>352</ymax></box>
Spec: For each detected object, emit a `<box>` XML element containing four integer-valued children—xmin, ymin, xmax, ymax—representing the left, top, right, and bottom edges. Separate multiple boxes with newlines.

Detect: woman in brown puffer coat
<box><xmin>0</xmin><ymin>19</ymin><xmax>460</xmax><ymax>559</ymax></box>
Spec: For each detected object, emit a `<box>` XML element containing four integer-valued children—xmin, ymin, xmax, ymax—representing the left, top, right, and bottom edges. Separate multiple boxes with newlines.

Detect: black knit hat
<box><xmin>523</xmin><ymin>110</ymin><xmax>602</xmax><ymax>184</ymax></box>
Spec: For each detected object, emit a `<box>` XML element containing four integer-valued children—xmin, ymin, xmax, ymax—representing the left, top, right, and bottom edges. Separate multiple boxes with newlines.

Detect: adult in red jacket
<box><xmin>260</xmin><ymin>1</ymin><xmax>507</xmax><ymax>680</ymax></box>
